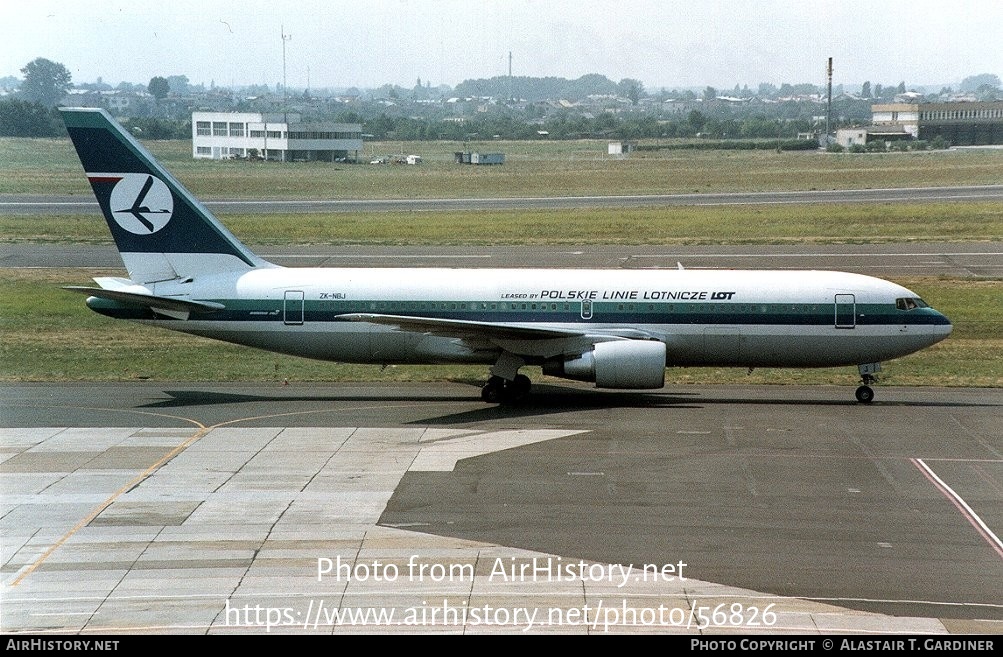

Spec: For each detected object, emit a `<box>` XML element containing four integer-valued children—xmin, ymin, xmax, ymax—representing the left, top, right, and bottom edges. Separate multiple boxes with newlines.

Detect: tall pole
<box><xmin>508</xmin><ymin>51</ymin><xmax>512</xmax><ymax>103</ymax></box>
<box><xmin>282</xmin><ymin>25</ymin><xmax>292</xmax><ymax>104</ymax></box>
<box><xmin>826</xmin><ymin>57</ymin><xmax>833</xmax><ymax>143</ymax></box>
<box><xmin>281</xmin><ymin>25</ymin><xmax>292</xmax><ymax>160</ymax></box>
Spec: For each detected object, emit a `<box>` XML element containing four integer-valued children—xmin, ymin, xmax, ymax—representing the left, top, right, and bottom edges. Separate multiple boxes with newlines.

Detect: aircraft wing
<box><xmin>335</xmin><ymin>313</ymin><xmax>662</xmax><ymax>343</ymax></box>
<box><xmin>335</xmin><ymin>313</ymin><xmax>585</xmax><ymax>341</ymax></box>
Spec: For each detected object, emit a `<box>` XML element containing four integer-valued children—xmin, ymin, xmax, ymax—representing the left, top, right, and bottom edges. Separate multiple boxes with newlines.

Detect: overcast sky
<box><xmin>4</xmin><ymin>0</ymin><xmax>1002</xmax><ymax>91</ymax></box>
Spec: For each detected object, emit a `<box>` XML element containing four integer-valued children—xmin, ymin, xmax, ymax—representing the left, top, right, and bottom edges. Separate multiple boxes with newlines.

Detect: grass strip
<box><xmin>3</xmin><ymin>202</ymin><xmax>1001</xmax><ymax>245</ymax></box>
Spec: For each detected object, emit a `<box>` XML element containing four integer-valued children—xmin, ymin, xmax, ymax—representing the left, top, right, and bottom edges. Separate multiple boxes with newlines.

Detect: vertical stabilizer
<box><xmin>60</xmin><ymin>107</ymin><xmax>273</xmax><ymax>284</ymax></box>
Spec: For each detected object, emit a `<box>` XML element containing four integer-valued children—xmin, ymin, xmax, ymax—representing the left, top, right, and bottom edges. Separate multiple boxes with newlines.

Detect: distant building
<box><xmin>871</xmin><ymin>101</ymin><xmax>1003</xmax><ymax>145</ymax></box>
<box><xmin>106</xmin><ymin>92</ymin><xmax>146</xmax><ymax>113</ymax></box>
<box><xmin>835</xmin><ymin>126</ymin><xmax>911</xmax><ymax>148</ymax></box>
<box><xmin>607</xmin><ymin>141</ymin><xmax>636</xmax><ymax>157</ymax></box>
<box><xmin>61</xmin><ymin>89</ymin><xmax>150</xmax><ymax>114</ymax></box>
<box><xmin>191</xmin><ymin>112</ymin><xmax>362</xmax><ymax>162</ymax></box>
<box><xmin>454</xmin><ymin>151</ymin><xmax>504</xmax><ymax>165</ymax></box>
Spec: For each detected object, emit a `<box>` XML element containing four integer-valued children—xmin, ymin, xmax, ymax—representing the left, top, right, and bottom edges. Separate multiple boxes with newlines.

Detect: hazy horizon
<box><xmin>4</xmin><ymin>1</ymin><xmax>1002</xmax><ymax>92</ymax></box>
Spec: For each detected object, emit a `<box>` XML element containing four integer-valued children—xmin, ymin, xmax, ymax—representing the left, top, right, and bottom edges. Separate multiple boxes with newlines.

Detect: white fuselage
<box><xmin>117</xmin><ymin>267</ymin><xmax>952</xmax><ymax>369</ymax></box>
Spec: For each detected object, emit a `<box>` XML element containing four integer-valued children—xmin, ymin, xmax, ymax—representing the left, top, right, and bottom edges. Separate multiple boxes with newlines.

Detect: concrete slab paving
<box><xmin>1</xmin><ymin>421</ymin><xmax>987</xmax><ymax>634</ymax></box>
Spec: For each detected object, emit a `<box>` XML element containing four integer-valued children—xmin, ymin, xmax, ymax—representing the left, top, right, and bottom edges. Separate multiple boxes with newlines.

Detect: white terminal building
<box><xmin>192</xmin><ymin>112</ymin><xmax>363</xmax><ymax>162</ymax></box>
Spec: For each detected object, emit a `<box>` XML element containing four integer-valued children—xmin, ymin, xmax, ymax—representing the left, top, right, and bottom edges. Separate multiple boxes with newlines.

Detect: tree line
<box><xmin>1</xmin><ymin>99</ymin><xmax>822</xmax><ymax>142</ymax></box>
<box><xmin>0</xmin><ymin>99</ymin><xmax>192</xmax><ymax>139</ymax></box>
<box><xmin>0</xmin><ymin>56</ymin><xmax>853</xmax><ymax>141</ymax></box>
<box><xmin>3</xmin><ymin>56</ymin><xmax>999</xmax><ymax>142</ymax></box>
<box><xmin>354</xmin><ymin>110</ymin><xmax>819</xmax><ymax>142</ymax></box>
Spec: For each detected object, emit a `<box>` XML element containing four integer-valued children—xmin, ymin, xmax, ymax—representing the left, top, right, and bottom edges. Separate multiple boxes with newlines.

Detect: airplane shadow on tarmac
<box><xmin>139</xmin><ymin>384</ymin><xmax>999</xmax><ymax>419</ymax></box>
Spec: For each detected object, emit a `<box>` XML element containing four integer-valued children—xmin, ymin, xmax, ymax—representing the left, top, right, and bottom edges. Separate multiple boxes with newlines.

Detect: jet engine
<box><xmin>543</xmin><ymin>340</ymin><xmax>666</xmax><ymax>389</ymax></box>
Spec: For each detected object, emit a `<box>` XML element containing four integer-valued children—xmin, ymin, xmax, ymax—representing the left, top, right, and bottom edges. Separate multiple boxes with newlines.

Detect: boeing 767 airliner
<box><xmin>60</xmin><ymin>108</ymin><xmax>952</xmax><ymax>403</ymax></box>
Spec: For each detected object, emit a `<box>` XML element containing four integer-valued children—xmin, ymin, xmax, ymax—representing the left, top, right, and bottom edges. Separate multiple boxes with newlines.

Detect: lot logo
<box><xmin>109</xmin><ymin>174</ymin><xmax>173</xmax><ymax>234</ymax></box>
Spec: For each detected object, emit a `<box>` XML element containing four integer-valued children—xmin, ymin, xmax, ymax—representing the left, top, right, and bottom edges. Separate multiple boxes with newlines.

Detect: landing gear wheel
<box><xmin>510</xmin><ymin>374</ymin><xmax>532</xmax><ymax>399</ymax></box>
<box><xmin>481</xmin><ymin>376</ymin><xmax>505</xmax><ymax>403</ymax></box>
<box><xmin>855</xmin><ymin>364</ymin><xmax>880</xmax><ymax>404</ymax></box>
<box><xmin>480</xmin><ymin>374</ymin><xmax>532</xmax><ymax>404</ymax></box>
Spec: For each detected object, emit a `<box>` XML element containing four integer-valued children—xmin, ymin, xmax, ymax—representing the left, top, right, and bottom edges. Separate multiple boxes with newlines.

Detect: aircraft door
<box><xmin>834</xmin><ymin>294</ymin><xmax>855</xmax><ymax>329</ymax></box>
<box><xmin>284</xmin><ymin>290</ymin><xmax>305</xmax><ymax>325</ymax></box>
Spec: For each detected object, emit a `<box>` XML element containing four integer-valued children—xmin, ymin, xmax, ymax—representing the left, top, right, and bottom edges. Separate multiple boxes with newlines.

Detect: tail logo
<box><xmin>109</xmin><ymin>174</ymin><xmax>174</xmax><ymax>234</ymax></box>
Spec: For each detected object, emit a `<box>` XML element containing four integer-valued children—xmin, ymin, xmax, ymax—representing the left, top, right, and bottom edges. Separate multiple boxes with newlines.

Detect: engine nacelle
<box><xmin>543</xmin><ymin>340</ymin><xmax>666</xmax><ymax>389</ymax></box>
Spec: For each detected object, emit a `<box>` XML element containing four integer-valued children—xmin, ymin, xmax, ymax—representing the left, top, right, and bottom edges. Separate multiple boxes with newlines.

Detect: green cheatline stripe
<box><xmin>85</xmin><ymin>296</ymin><xmax>948</xmax><ymax>327</ymax></box>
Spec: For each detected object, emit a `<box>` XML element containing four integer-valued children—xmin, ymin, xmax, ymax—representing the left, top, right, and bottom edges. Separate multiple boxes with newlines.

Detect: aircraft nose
<box><xmin>933</xmin><ymin>310</ymin><xmax>953</xmax><ymax>340</ymax></box>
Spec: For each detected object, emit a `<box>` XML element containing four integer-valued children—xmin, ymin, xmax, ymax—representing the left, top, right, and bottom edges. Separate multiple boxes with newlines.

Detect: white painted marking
<box><xmin>261</xmin><ymin>254</ymin><xmax>492</xmax><ymax>259</ymax></box>
<box><xmin>0</xmin><ymin>202</ymin><xmax>97</xmax><ymax>206</ymax></box>
<box><xmin>912</xmin><ymin>458</ymin><xmax>1003</xmax><ymax>559</ymax></box>
<box><xmin>409</xmin><ymin>429</ymin><xmax>588</xmax><ymax>472</ymax></box>
<box><xmin>632</xmin><ymin>251</ymin><xmax>1003</xmax><ymax>259</ymax></box>
<box><xmin>31</xmin><ymin>612</ymin><xmax>94</xmax><ymax>616</ymax></box>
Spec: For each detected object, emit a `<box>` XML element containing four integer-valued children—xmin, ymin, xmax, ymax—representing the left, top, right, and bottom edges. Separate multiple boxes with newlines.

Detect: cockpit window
<box><xmin>896</xmin><ymin>297</ymin><xmax>928</xmax><ymax>311</ymax></box>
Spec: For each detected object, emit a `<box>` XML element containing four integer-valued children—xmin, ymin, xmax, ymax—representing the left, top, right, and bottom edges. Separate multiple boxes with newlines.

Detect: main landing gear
<box><xmin>855</xmin><ymin>363</ymin><xmax>881</xmax><ymax>404</ymax></box>
<box><xmin>481</xmin><ymin>374</ymin><xmax>532</xmax><ymax>403</ymax></box>
<box><xmin>481</xmin><ymin>351</ymin><xmax>530</xmax><ymax>403</ymax></box>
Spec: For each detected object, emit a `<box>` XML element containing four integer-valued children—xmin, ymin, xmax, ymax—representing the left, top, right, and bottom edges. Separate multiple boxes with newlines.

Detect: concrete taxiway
<box><xmin>4</xmin><ymin>242</ymin><xmax>1002</xmax><ymax>278</ymax></box>
<box><xmin>2</xmin><ymin>383</ymin><xmax>1000</xmax><ymax>634</ymax></box>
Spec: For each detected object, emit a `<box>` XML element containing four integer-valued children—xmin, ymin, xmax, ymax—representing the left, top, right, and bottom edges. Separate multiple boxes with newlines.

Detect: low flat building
<box><xmin>192</xmin><ymin>112</ymin><xmax>362</xmax><ymax>162</ymax></box>
<box><xmin>836</xmin><ymin>126</ymin><xmax>912</xmax><ymax>148</ymax></box>
<box><xmin>872</xmin><ymin>101</ymin><xmax>1003</xmax><ymax>145</ymax></box>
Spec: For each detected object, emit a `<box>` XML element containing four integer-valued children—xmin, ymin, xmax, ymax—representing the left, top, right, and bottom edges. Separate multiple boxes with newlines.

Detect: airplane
<box><xmin>59</xmin><ymin>107</ymin><xmax>952</xmax><ymax>404</ymax></box>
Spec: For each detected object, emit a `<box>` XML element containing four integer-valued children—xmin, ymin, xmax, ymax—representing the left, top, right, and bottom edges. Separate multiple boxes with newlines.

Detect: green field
<box><xmin>4</xmin><ymin>136</ymin><xmax>1003</xmax><ymax>199</ymax></box>
<box><xmin>4</xmin><ymin>202</ymin><xmax>1002</xmax><ymax>246</ymax></box>
<box><xmin>2</xmin><ymin>136</ymin><xmax>1000</xmax><ymax>385</ymax></box>
<box><xmin>4</xmin><ymin>136</ymin><xmax>1001</xmax><ymax>246</ymax></box>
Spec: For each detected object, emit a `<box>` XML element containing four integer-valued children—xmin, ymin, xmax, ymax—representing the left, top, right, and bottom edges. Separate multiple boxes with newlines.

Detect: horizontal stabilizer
<box><xmin>63</xmin><ymin>286</ymin><xmax>225</xmax><ymax>314</ymax></box>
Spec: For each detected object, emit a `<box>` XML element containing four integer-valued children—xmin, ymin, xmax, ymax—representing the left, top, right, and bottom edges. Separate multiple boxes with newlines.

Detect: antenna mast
<box><xmin>826</xmin><ymin>57</ymin><xmax>833</xmax><ymax>143</ymax></box>
<box><xmin>281</xmin><ymin>25</ymin><xmax>293</xmax><ymax>155</ymax></box>
<box><xmin>508</xmin><ymin>51</ymin><xmax>513</xmax><ymax>103</ymax></box>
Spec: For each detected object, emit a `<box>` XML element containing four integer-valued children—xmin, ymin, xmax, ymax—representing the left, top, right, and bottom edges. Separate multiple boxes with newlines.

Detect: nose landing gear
<box><xmin>855</xmin><ymin>363</ymin><xmax>881</xmax><ymax>403</ymax></box>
